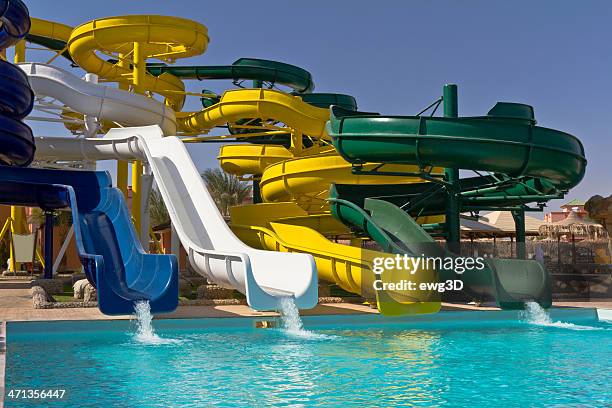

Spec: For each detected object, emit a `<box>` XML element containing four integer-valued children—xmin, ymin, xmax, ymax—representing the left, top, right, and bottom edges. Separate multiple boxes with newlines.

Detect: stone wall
<box><xmin>31</xmin><ymin>286</ymin><xmax>97</xmax><ymax>309</ymax></box>
<box><xmin>31</xmin><ymin>278</ymin><xmax>63</xmax><ymax>295</ymax></box>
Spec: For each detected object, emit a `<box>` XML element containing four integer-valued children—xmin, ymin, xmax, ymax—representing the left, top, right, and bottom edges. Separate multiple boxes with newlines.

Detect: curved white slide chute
<box><xmin>19</xmin><ymin>63</ymin><xmax>178</xmax><ymax>135</ymax></box>
<box><xmin>25</xmin><ymin>64</ymin><xmax>317</xmax><ymax>310</ymax></box>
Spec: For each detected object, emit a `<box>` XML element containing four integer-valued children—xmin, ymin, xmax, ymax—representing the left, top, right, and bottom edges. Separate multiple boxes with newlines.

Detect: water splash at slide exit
<box><xmin>277</xmin><ymin>297</ymin><xmax>335</xmax><ymax>340</ymax></box>
<box><xmin>133</xmin><ymin>301</ymin><xmax>181</xmax><ymax>344</ymax></box>
<box><xmin>520</xmin><ymin>301</ymin><xmax>602</xmax><ymax>331</ymax></box>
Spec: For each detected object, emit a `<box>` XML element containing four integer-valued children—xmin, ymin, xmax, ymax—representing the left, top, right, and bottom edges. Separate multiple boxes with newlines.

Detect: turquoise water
<box><xmin>5</xmin><ymin>311</ymin><xmax>612</xmax><ymax>407</ymax></box>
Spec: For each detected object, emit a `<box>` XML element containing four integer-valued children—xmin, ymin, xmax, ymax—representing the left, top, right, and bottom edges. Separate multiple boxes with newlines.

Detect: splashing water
<box><xmin>133</xmin><ymin>301</ymin><xmax>181</xmax><ymax>345</ymax></box>
<box><xmin>277</xmin><ymin>297</ymin><xmax>334</xmax><ymax>340</ymax></box>
<box><xmin>520</xmin><ymin>301</ymin><xmax>602</xmax><ymax>331</ymax></box>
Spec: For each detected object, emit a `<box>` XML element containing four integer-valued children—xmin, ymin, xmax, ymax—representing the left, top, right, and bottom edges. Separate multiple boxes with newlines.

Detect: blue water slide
<box><xmin>0</xmin><ymin>167</ymin><xmax>179</xmax><ymax>315</ymax></box>
<box><xmin>0</xmin><ymin>0</ymin><xmax>35</xmax><ymax>166</ymax></box>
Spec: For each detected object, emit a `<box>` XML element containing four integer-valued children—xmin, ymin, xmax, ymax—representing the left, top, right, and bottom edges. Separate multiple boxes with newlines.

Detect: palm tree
<box><xmin>148</xmin><ymin>189</ymin><xmax>170</xmax><ymax>228</ymax></box>
<box><xmin>201</xmin><ymin>168</ymin><xmax>252</xmax><ymax>216</ymax></box>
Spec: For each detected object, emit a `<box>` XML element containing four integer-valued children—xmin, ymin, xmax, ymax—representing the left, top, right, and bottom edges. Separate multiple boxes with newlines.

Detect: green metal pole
<box><xmin>253</xmin><ymin>79</ymin><xmax>263</xmax><ymax>88</ymax></box>
<box><xmin>443</xmin><ymin>84</ymin><xmax>461</xmax><ymax>250</ymax></box>
<box><xmin>512</xmin><ymin>210</ymin><xmax>526</xmax><ymax>259</ymax></box>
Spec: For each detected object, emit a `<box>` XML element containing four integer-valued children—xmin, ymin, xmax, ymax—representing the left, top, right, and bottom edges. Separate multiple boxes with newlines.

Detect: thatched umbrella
<box><xmin>539</xmin><ymin>211</ymin><xmax>607</xmax><ymax>264</ymax></box>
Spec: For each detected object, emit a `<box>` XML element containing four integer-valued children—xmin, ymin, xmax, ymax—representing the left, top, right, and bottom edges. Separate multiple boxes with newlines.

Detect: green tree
<box><xmin>28</xmin><ymin>208</ymin><xmax>72</xmax><ymax>228</ymax></box>
<box><xmin>201</xmin><ymin>168</ymin><xmax>252</xmax><ymax>216</ymax></box>
<box><xmin>148</xmin><ymin>189</ymin><xmax>170</xmax><ymax>228</ymax></box>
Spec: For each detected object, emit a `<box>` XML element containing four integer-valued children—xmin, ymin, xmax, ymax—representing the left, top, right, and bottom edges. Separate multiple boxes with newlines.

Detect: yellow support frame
<box><xmin>115</xmin><ymin>52</ymin><xmax>130</xmax><ymax>199</ymax></box>
<box><xmin>8</xmin><ymin>42</ymin><xmax>27</xmax><ymax>271</ymax></box>
<box><xmin>131</xmin><ymin>42</ymin><xmax>145</xmax><ymax>237</ymax></box>
<box><xmin>1</xmin><ymin>217</ymin><xmax>45</xmax><ymax>273</ymax></box>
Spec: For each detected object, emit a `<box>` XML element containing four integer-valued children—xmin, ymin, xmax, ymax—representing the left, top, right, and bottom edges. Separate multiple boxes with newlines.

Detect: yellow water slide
<box><xmin>230</xmin><ymin>203</ymin><xmax>440</xmax><ymax>316</ymax></box>
<box><xmin>29</xmin><ymin>17</ymin><xmax>72</xmax><ymax>43</ymax></box>
<box><xmin>216</xmin><ymin>106</ymin><xmax>442</xmax><ymax>314</ymax></box>
<box><xmin>31</xmin><ymin>17</ymin><xmax>331</xmax><ymax>135</ymax></box>
<box><xmin>178</xmin><ymin>88</ymin><xmax>330</xmax><ymax>136</ymax></box>
<box><xmin>260</xmin><ymin>151</ymin><xmax>431</xmax><ymax>212</ymax></box>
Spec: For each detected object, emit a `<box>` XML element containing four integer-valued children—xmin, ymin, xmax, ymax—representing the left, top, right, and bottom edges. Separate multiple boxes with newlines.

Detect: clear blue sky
<box><xmin>22</xmin><ymin>0</ymin><xmax>612</xmax><ymax>214</ymax></box>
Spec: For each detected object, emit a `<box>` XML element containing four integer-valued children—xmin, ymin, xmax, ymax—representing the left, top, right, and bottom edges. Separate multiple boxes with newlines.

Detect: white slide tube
<box><xmin>35</xmin><ymin>127</ymin><xmax>317</xmax><ymax>309</ymax></box>
<box><xmin>19</xmin><ymin>63</ymin><xmax>178</xmax><ymax>135</ymax></box>
<box><xmin>23</xmin><ymin>62</ymin><xmax>317</xmax><ymax>310</ymax></box>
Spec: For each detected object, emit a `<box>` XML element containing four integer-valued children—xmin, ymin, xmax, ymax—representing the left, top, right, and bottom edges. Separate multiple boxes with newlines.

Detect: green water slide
<box><xmin>24</xmin><ymin>32</ymin><xmax>316</xmax><ymax>92</ymax></box>
<box><xmin>328</xmin><ymin>103</ymin><xmax>586</xmax><ymax>189</ymax></box>
<box><xmin>146</xmin><ymin>58</ymin><xmax>314</xmax><ymax>93</ymax></box>
<box><xmin>26</xmin><ymin>33</ymin><xmax>361</xmax><ymax>114</ymax></box>
<box><xmin>327</xmin><ymin>101</ymin><xmax>586</xmax><ymax>308</ymax></box>
<box><xmin>329</xmin><ymin>189</ymin><xmax>552</xmax><ymax>308</ymax></box>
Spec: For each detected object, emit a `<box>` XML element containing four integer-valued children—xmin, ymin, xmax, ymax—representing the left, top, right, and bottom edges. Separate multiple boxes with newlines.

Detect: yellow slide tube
<box><xmin>260</xmin><ymin>153</ymin><xmax>430</xmax><ymax>212</ymax></box>
<box><xmin>177</xmin><ymin>88</ymin><xmax>330</xmax><ymax>136</ymax></box>
<box><xmin>30</xmin><ymin>18</ymin><xmax>327</xmax><ymax>139</ymax></box>
<box><xmin>67</xmin><ymin>15</ymin><xmax>209</xmax><ymax>109</ymax></box>
<box><xmin>231</xmin><ymin>203</ymin><xmax>440</xmax><ymax>316</ymax></box>
<box><xmin>218</xmin><ymin>144</ymin><xmax>294</xmax><ymax>176</ymax></box>
<box><xmin>29</xmin><ymin>18</ymin><xmax>73</xmax><ymax>43</ymax></box>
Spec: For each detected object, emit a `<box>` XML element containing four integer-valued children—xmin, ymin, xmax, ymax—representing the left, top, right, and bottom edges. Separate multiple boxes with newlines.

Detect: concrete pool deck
<box><xmin>1</xmin><ymin>294</ymin><xmax>611</xmax><ymax>322</ymax></box>
<box><xmin>1</xmin><ymin>278</ymin><xmax>611</xmax><ymax>322</ymax></box>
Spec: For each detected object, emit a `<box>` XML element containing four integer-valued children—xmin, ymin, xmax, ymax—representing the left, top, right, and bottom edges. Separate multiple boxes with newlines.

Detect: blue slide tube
<box><xmin>0</xmin><ymin>167</ymin><xmax>179</xmax><ymax>315</ymax></box>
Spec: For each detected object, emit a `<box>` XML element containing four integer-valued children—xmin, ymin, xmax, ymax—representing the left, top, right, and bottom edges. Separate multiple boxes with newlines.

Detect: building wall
<box><xmin>159</xmin><ymin>229</ymin><xmax>187</xmax><ymax>270</ymax></box>
<box><xmin>544</xmin><ymin>204</ymin><xmax>587</xmax><ymax>223</ymax></box>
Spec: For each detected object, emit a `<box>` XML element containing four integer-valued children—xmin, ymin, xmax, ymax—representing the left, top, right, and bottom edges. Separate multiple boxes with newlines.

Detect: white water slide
<box><xmin>23</xmin><ymin>63</ymin><xmax>318</xmax><ymax>310</ymax></box>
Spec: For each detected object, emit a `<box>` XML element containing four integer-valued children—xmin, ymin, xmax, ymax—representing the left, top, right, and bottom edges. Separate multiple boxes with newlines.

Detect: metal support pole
<box><xmin>117</xmin><ymin>161</ymin><xmax>128</xmax><ymax>198</ymax></box>
<box><xmin>52</xmin><ymin>225</ymin><xmax>73</xmax><ymax>275</ymax></box>
<box><xmin>512</xmin><ymin>210</ymin><xmax>526</xmax><ymax>259</ymax></box>
<box><xmin>44</xmin><ymin>212</ymin><xmax>53</xmax><ymax>279</ymax></box>
<box><xmin>291</xmin><ymin>130</ymin><xmax>303</xmax><ymax>152</ymax></box>
<box><xmin>171</xmin><ymin>223</ymin><xmax>180</xmax><ymax>259</ymax></box>
<box><xmin>443</xmin><ymin>84</ymin><xmax>461</xmax><ymax>251</ymax></box>
<box><xmin>9</xmin><ymin>209</ymin><xmax>24</xmax><ymax>272</ymax></box>
<box><xmin>131</xmin><ymin>43</ymin><xmax>145</xmax><ymax>237</ymax></box>
<box><xmin>9</xmin><ymin>42</ymin><xmax>27</xmax><ymax>273</ymax></box>
<box><xmin>252</xmin><ymin>79</ymin><xmax>263</xmax><ymax>88</ymax></box>
<box><xmin>83</xmin><ymin>73</ymin><xmax>99</xmax><ymax>140</ymax></box>
<box><xmin>13</xmin><ymin>40</ymin><xmax>25</xmax><ymax>63</ymax></box>
<box><xmin>140</xmin><ymin>166</ymin><xmax>153</xmax><ymax>247</ymax></box>
<box><xmin>132</xmin><ymin>161</ymin><xmax>143</xmax><ymax>235</ymax></box>
<box><xmin>116</xmin><ymin>52</ymin><xmax>129</xmax><ymax>198</ymax></box>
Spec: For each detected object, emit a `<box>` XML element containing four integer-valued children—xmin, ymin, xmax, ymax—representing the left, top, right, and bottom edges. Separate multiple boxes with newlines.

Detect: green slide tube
<box><xmin>325</xmin><ymin>100</ymin><xmax>574</xmax><ymax>309</ymax></box>
<box><xmin>146</xmin><ymin>58</ymin><xmax>314</xmax><ymax>93</ymax></box>
<box><xmin>329</xmin><ymin>187</ymin><xmax>552</xmax><ymax>308</ymax></box>
<box><xmin>24</xmin><ymin>33</ymin><xmax>316</xmax><ymax>93</ymax></box>
<box><xmin>327</xmin><ymin>103</ymin><xmax>586</xmax><ymax>190</ymax></box>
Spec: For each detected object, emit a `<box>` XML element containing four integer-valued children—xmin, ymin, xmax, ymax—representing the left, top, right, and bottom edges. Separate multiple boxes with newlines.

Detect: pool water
<box><xmin>5</xmin><ymin>309</ymin><xmax>612</xmax><ymax>407</ymax></box>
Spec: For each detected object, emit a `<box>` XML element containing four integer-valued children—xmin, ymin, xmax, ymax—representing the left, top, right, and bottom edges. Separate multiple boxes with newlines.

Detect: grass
<box><xmin>52</xmin><ymin>282</ymin><xmax>77</xmax><ymax>302</ymax></box>
<box><xmin>52</xmin><ymin>293</ymin><xmax>77</xmax><ymax>302</ymax></box>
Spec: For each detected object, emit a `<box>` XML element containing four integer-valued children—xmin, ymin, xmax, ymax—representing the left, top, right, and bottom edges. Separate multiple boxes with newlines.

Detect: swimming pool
<box><xmin>4</xmin><ymin>308</ymin><xmax>611</xmax><ymax>407</ymax></box>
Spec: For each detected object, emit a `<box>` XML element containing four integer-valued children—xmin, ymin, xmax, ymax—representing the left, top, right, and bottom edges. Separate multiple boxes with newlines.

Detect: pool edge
<box><xmin>5</xmin><ymin>307</ymin><xmax>602</xmax><ymax>335</ymax></box>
